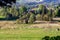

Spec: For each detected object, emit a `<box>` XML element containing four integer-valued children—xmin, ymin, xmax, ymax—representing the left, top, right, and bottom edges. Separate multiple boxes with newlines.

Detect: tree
<box><xmin>19</xmin><ymin>6</ymin><xmax>27</xmax><ymax>18</ymax></box>
<box><xmin>9</xmin><ymin>4</ymin><xmax>20</xmax><ymax>19</ymax></box>
<box><xmin>3</xmin><ymin>6</ymin><xmax>9</xmax><ymax>19</ymax></box>
<box><xmin>29</xmin><ymin>13</ymin><xmax>35</xmax><ymax>23</ymax></box>
<box><xmin>24</xmin><ymin>13</ymin><xmax>30</xmax><ymax>24</ymax></box>
<box><xmin>39</xmin><ymin>5</ymin><xmax>47</xmax><ymax>20</ymax></box>
<box><xmin>36</xmin><ymin>14</ymin><xmax>41</xmax><ymax>21</ymax></box>
<box><xmin>0</xmin><ymin>8</ymin><xmax>4</xmax><ymax>16</ymax></box>
<box><xmin>48</xmin><ymin>9</ymin><xmax>53</xmax><ymax>21</ymax></box>
<box><xmin>16</xmin><ymin>6</ymin><xmax>28</xmax><ymax>24</ymax></box>
<box><xmin>55</xmin><ymin>8</ymin><xmax>60</xmax><ymax>17</ymax></box>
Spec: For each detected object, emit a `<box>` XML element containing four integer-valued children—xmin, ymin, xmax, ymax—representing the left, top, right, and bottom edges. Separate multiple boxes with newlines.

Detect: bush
<box><xmin>29</xmin><ymin>13</ymin><xmax>35</xmax><ymax>23</ymax></box>
<box><xmin>43</xmin><ymin>15</ymin><xmax>49</xmax><ymax>21</ymax></box>
<box><xmin>16</xmin><ymin>19</ymin><xmax>23</xmax><ymax>24</ymax></box>
<box><xmin>36</xmin><ymin>14</ymin><xmax>41</xmax><ymax>21</ymax></box>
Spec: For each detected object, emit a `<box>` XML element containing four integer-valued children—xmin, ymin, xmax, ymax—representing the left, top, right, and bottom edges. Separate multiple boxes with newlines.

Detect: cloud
<box><xmin>27</xmin><ymin>0</ymin><xmax>43</xmax><ymax>2</ymax></box>
<box><xmin>17</xmin><ymin>0</ymin><xmax>44</xmax><ymax>3</ymax></box>
<box><xmin>40</xmin><ymin>0</ymin><xmax>43</xmax><ymax>2</ymax></box>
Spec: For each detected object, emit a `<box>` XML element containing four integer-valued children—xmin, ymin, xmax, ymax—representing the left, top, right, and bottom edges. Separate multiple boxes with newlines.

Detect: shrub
<box><xmin>36</xmin><ymin>14</ymin><xmax>41</xmax><ymax>21</ymax></box>
<box><xmin>16</xmin><ymin>19</ymin><xmax>23</xmax><ymax>24</ymax></box>
<box><xmin>29</xmin><ymin>13</ymin><xmax>35</xmax><ymax>23</ymax></box>
<box><xmin>43</xmin><ymin>15</ymin><xmax>49</xmax><ymax>21</ymax></box>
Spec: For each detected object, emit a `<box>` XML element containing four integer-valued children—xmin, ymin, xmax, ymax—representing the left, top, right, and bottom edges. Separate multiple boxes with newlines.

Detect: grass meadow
<box><xmin>0</xmin><ymin>24</ymin><xmax>60</xmax><ymax>40</ymax></box>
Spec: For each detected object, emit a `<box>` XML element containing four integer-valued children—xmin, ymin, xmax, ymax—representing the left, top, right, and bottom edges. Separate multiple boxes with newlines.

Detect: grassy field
<box><xmin>0</xmin><ymin>24</ymin><xmax>60</xmax><ymax>40</ymax></box>
<box><xmin>0</xmin><ymin>21</ymin><xmax>60</xmax><ymax>40</ymax></box>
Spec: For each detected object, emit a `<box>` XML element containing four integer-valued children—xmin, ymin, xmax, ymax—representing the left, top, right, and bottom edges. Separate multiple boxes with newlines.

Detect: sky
<box><xmin>16</xmin><ymin>0</ymin><xmax>60</xmax><ymax>5</ymax></box>
<box><xmin>17</xmin><ymin>0</ymin><xmax>44</xmax><ymax>3</ymax></box>
<box><xmin>26</xmin><ymin>0</ymin><xmax>43</xmax><ymax>2</ymax></box>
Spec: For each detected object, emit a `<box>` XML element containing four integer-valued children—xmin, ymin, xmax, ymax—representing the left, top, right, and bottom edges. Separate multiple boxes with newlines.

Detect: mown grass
<box><xmin>0</xmin><ymin>25</ymin><xmax>60</xmax><ymax>40</ymax></box>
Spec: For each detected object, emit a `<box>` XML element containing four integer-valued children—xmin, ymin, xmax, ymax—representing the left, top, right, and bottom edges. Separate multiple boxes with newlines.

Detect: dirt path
<box><xmin>30</xmin><ymin>23</ymin><xmax>60</xmax><ymax>28</ymax></box>
<box><xmin>30</xmin><ymin>21</ymin><xmax>60</xmax><ymax>28</ymax></box>
<box><xmin>0</xmin><ymin>21</ymin><xmax>60</xmax><ymax>29</ymax></box>
<box><xmin>0</xmin><ymin>21</ymin><xmax>16</xmax><ymax>29</ymax></box>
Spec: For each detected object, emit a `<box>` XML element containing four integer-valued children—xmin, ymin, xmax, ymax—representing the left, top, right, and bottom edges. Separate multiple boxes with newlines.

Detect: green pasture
<box><xmin>0</xmin><ymin>24</ymin><xmax>60</xmax><ymax>40</ymax></box>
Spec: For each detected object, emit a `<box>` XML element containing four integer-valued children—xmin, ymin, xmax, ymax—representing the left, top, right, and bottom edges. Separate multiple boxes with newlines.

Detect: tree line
<box><xmin>0</xmin><ymin>4</ymin><xmax>60</xmax><ymax>24</ymax></box>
